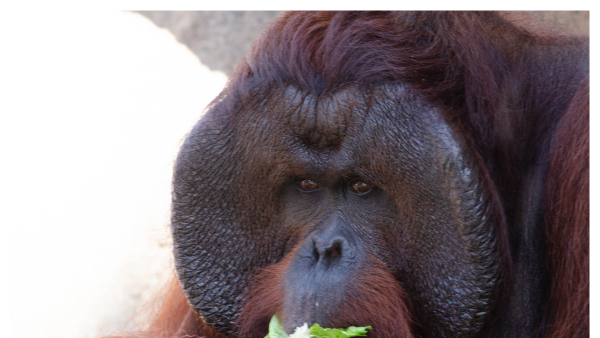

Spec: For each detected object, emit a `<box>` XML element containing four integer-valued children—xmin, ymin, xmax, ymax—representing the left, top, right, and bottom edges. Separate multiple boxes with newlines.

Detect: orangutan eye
<box><xmin>297</xmin><ymin>178</ymin><xmax>319</xmax><ymax>192</ymax></box>
<box><xmin>349</xmin><ymin>179</ymin><xmax>372</xmax><ymax>194</ymax></box>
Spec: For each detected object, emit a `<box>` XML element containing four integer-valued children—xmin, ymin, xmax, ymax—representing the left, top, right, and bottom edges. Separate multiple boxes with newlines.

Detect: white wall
<box><xmin>2</xmin><ymin>11</ymin><xmax>227</xmax><ymax>338</ymax></box>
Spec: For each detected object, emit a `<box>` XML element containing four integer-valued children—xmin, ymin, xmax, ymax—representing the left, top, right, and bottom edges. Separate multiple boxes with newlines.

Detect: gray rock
<box><xmin>137</xmin><ymin>11</ymin><xmax>282</xmax><ymax>75</ymax></box>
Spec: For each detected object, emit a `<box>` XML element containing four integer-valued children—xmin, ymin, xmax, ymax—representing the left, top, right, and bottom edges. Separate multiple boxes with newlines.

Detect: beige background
<box><xmin>4</xmin><ymin>11</ymin><xmax>230</xmax><ymax>338</ymax></box>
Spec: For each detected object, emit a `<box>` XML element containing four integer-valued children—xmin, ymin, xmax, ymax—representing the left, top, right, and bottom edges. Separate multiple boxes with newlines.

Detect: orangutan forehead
<box><xmin>278</xmin><ymin>86</ymin><xmax>368</xmax><ymax>149</ymax></box>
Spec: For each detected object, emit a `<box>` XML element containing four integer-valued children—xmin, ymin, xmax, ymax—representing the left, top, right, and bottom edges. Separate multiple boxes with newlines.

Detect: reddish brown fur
<box><xmin>335</xmin><ymin>257</ymin><xmax>414</xmax><ymax>338</ymax></box>
<box><xmin>106</xmin><ymin>11</ymin><xmax>587</xmax><ymax>338</ymax></box>
<box><xmin>542</xmin><ymin>80</ymin><xmax>589</xmax><ymax>338</ymax></box>
<box><xmin>236</xmin><ymin>256</ymin><xmax>287</xmax><ymax>338</ymax></box>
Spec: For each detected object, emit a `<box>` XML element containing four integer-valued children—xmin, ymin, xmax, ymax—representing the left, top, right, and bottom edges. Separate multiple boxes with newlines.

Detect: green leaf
<box><xmin>264</xmin><ymin>315</ymin><xmax>289</xmax><ymax>338</ymax></box>
<box><xmin>308</xmin><ymin>323</ymin><xmax>372</xmax><ymax>338</ymax></box>
<box><xmin>263</xmin><ymin>315</ymin><xmax>372</xmax><ymax>338</ymax></box>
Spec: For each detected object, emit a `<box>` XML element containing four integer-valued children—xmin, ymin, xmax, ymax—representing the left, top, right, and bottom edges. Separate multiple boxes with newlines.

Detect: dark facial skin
<box><xmin>171</xmin><ymin>85</ymin><xmax>502</xmax><ymax>337</ymax></box>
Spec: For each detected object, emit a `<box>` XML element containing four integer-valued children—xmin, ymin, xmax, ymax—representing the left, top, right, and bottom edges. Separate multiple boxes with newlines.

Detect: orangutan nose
<box><xmin>309</xmin><ymin>221</ymin><xmax>357</xmax><ymax>266</ymax></box>
<box><xmin>313</xmin><ymin>236</ymin><xmax>343</xmax><ymax>264</ymax></box>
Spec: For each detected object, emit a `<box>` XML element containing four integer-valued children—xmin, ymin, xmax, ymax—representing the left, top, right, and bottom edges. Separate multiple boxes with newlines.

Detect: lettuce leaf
<box><xmin>308</xmin><ymin>323</ymin><xmax>371</xmax><ymax>338</ymax></box>
<box><xmin>265</xmin><ymin>315</ymin><xmax>289</xmax><ymax>338</ymax></box>
<box><xmin>264</xmin><ymin>315</ymin><xmax>371</xmax><ymax>338</ymax></box>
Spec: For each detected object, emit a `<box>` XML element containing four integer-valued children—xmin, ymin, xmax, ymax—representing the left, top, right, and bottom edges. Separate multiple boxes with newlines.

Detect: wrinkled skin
<box><xmin>172</xmin><ymin>85</ymin><xmax>502</xmax><ymax>337</ymax></box>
